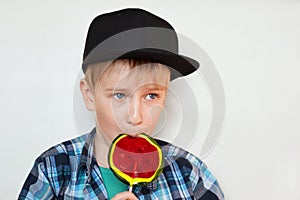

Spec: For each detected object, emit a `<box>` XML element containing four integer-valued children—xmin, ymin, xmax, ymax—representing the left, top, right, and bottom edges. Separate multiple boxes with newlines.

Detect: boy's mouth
<box><xmin>119</xmin><ymin>128</ymin><xmax>151</xmax><ymax>136</ymax></box>
<box><xmin>122</xmin><ymin>132</ymin><xmax>149</xmax><ymax>137</ymax></box>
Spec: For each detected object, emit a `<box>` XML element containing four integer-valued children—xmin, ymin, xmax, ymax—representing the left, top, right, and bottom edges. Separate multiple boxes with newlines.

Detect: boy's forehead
<box><xmin>98</xmin><ymin>62</ymin><xmax>169</xmax><ymax>89</ymax></box>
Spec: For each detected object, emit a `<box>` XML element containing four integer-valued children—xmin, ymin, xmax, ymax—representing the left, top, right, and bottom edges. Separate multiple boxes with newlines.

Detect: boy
<box><xmin>19</xmin><ymin>8</ymin><xmax>224</xmax><ymax>199</ymax></box>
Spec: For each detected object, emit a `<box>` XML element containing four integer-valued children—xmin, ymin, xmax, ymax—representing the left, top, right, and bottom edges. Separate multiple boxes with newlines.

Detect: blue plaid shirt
<box><xmin>19</xmin><ymin>128</ymin><xmax>224</xmax><ymax>199</ymax></box>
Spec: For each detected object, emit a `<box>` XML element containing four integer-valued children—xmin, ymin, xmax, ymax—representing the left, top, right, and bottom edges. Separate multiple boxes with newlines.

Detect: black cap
<box><xmin>82</xmin><ymin>8</ymin><xmax>199</xmax><ymax>79</ymax></box>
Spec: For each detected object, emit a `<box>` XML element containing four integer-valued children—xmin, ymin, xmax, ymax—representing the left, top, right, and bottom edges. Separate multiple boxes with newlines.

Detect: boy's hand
<box><xmin>111</xmin><ymin>191</ymin><xmax>138</xmax><ymax>200</ymax></box>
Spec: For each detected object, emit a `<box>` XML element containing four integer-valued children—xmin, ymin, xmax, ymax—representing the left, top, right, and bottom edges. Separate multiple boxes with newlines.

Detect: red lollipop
<box><xmin>108</xmin><ymin>134</ymin><xmax>164</xmax><ymax>191</ymax></box>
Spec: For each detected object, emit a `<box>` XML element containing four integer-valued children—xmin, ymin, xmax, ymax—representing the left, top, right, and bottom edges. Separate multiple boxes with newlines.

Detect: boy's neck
<box><xmin>94</xmin><ymin>126</ymin><xmax>110</xmax><ymax>168</ymax></box>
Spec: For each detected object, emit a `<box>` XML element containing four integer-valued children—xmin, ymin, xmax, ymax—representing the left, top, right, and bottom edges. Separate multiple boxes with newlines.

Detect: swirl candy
<box><xmin>108</xmin><ymin>133</ymin><xmax>164</xmax><ymax>191</ymax></box>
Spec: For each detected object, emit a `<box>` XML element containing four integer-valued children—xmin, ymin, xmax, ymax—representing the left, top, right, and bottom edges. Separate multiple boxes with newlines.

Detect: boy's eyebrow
<box><xmin>104</xmin><ymin>86</ymin><xmax>166</xmax><ymax>92</ymax></box>
<box><xmin>143</xmin><ymin>86</ymin><xmax>166</xmax><ymax>91</ymax></box>
<box><xmin>105</xmin><ymin>88</ymin><xmax>128</xmax><ymax>92</ymax></box>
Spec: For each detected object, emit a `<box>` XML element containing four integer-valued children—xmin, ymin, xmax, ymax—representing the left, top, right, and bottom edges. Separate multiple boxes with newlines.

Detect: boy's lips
<box><xmin>122</xmin><ymin>132</ymin><xmax>146</xmax><ymax>137</ymax></box>
<box><xmin>119</xmin><ymin>127</ymin><xmax>149</xmax><ymax>135</ymax></box>
<box><xmin>119</xmin><ymin>130</ymin><xmax>151</xmax><ymax>137</ymax></box>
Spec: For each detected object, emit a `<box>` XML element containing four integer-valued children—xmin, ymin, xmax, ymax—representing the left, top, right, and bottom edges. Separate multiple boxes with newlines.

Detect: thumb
<box><xmin>111</xmin><ymin>191</ymin><xmax>138</xmax><ymax>200</ymax></box>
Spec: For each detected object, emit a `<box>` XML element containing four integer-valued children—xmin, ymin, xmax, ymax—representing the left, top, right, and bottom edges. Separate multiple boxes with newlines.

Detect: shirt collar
<box><xmin>77</xmin><ymin>127</ymin><xmax>96</xmax><ymax>183</ymax></box>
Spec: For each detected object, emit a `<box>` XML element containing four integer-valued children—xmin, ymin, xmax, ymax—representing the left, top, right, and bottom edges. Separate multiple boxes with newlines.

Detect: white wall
<box><xmin>1</xmin><ymin>1</ymin><xmax>300</xmax><ymax>199</ymax></box>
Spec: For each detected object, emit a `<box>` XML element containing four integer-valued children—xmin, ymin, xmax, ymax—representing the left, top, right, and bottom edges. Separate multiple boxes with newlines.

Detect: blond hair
<box><xmin>84</xmin><ymin>59</ymin><xmax>171</xmax><ymax>93</ymax></box>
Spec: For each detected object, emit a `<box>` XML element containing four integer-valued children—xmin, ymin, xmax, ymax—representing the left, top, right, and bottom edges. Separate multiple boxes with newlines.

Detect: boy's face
<box><xmin>92</xmin><ymin>63</ymin><xmax>169</xmax><ymax>142</ymax></box>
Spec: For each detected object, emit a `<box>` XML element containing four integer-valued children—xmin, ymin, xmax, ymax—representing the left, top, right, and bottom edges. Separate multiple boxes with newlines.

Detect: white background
<box><xmin>1</xmin><ymin>1</ymin><xmax>300</xmax><ymax>199</ymax></box>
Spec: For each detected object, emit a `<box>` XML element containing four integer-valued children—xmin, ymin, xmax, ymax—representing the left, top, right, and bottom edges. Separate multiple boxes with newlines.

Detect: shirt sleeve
<box><xmin>189</xmin><ymin>156</ymin><xmax>225</xmax><ymax>200</ymax></box>
<box><xmin>18</xmin><ymin>157</ymin><xmax>55</xmax><ymax>200</ymax></box>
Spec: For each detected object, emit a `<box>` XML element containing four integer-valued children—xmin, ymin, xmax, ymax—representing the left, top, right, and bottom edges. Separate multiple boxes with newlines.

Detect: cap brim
<box><xmin>82</xmin><ymin>48</ymin><xmax>199</xmax><ymax>80</ymax></box>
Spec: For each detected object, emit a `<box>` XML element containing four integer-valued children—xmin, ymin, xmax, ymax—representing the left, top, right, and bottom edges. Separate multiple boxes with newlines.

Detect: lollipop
<box><xmin>108</xmin><ymin>133</ymin><xmax>163</xmax><ymax>191</ymax></box>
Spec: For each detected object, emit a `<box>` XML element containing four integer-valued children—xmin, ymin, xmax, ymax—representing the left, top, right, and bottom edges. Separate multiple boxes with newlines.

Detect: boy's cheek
<box><xmin>111</xmin><ymin>104</ymin><xmax>129</xmax><ymax>122</ymax></box>
<box><xmin>148</xmin><ymin>104</ymin><xmax>164</xmax><ymax>120</ymax></box>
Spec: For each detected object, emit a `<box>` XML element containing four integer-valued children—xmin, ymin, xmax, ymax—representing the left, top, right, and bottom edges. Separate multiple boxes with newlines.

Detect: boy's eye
<box><xmin>145</xmin><ymin>93</ymin><xmax>157</xmax><ymax>100</ymax></box>
<box><xmin>113</xmin><ymin>93</ymin><xmax>125</xmax><ymax>100</ymax></box>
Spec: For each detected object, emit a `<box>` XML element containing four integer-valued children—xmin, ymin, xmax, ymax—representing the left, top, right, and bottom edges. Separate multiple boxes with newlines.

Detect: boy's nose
<box><xmin>127</xmin><ymin>98</ymin><xmax>143</xmax><ymax>126</ymax></box>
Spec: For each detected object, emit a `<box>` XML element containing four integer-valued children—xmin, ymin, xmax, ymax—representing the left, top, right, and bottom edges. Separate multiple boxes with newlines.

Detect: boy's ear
<box><xmin>79</xmin><ymin>79</ymin><xmax>95</xmax><ymax>111</ymax></box>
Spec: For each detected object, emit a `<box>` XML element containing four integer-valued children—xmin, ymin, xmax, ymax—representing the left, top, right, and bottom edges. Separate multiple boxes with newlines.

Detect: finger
<box><xmin>111</xmin><ymin>191</ymin><xmax>138</xmax><ymax>200</ymax></box>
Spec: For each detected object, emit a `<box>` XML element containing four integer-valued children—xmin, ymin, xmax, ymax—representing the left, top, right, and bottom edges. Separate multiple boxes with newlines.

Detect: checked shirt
<box><xmin>19</xmin><ymin>128</ymin><xmax>224</xmax><ymax>199</ymax></box>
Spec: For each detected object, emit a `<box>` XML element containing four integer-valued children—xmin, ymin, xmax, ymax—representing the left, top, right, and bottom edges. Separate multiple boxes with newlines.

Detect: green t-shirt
<box><xmin>99</xmin><ymin>166</ymin><xmax>128</xmax><ymax>199</ymax></box>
